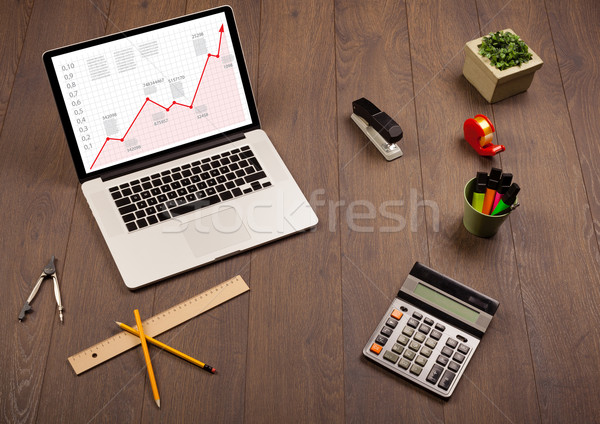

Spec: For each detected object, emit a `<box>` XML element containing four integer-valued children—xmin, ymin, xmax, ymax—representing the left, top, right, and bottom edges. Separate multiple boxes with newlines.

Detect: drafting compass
<box><xmin>351</xmin><ymin>97</ymin><xmax>404</xmax><ymax>161</ymax></box>
<box><xmin>18</xmin><ymin>256</ymin><xmax>64</xmax><ymax>323</ymax></box>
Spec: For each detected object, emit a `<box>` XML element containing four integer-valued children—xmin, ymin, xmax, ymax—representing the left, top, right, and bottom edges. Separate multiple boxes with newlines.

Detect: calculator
<box><xmin>363</xmin><ymin>262</ymin><xmax>499</xmax><ymax>398</ymax></box>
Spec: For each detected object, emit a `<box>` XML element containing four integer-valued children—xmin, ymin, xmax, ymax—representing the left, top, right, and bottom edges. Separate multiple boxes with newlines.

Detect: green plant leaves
<box><xmin>478</xmin><ymin>30</ymin><xmax>533</xmax><ymax>71</ymax></box>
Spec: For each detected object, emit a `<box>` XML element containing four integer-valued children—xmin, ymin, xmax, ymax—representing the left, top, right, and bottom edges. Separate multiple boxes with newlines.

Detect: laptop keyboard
<box><xmin>108</xmin><ymin>146</ymin><xmax>271</xmax><ymax>232</ymax></box>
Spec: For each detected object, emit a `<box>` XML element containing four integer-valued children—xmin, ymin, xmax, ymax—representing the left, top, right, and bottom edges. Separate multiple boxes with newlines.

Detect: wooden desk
<box><xmin>2</xmin><ymin>0</ymin><xmax>599</xmax><ymax>422</ymax></box>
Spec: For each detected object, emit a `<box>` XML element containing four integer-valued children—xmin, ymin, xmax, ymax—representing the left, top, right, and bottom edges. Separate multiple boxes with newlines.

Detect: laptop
<box><xmin>43</xmin><ymin>6</ymin><xmax>318</xmax><ymax>289</ymax></box>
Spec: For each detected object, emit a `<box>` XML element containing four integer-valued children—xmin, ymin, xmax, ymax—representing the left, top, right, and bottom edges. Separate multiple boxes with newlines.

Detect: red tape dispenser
<box><xmin>463</xmin><ymin>114</ymin><xmax>505</xmax><ymax>156</ymax></box>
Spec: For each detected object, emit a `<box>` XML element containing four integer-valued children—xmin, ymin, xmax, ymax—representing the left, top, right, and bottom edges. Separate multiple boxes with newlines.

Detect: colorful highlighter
<box><xmin>482</xmin><ymin>168</ymin><xmax>502</xmax><ymax>215</ymax></box>
<box><xmin>492</xmin><ymin>173</ymin><xmax>513</xmax><ymax>211</ymax></box>
<box><xmin>491</xmin><ymin>183</ymin><xmax>520</xmax><ymax>216</ymax></box>
<box><xmin>472</xmin><ymin>172</ymin><xmax>488</xmax><ymax>213</ymax></box>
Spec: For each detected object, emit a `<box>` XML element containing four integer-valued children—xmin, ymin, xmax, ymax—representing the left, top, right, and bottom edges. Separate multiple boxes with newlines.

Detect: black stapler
<box><xmin>351</xmin><ymin>97</ymin><xmax>403</xmax><ymax>160</ymax></box>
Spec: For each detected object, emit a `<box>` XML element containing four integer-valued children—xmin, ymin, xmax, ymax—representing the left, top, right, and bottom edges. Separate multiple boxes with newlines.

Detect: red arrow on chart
<box><xmin>90</xmin><ymin>24</ymin><xmax>225</xmax><ymax>170</ymax></box>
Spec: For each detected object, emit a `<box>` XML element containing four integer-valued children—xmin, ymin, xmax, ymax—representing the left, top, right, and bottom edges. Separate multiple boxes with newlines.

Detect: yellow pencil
<box><xmin>116</xmin><ymin>321</ymin><xmax>216</xmax><ymax>374</ymax></box>
<box><xmin>134</xmin><ymin>309</ymin><xmax>160</xmax><ymax>408</ymax></box>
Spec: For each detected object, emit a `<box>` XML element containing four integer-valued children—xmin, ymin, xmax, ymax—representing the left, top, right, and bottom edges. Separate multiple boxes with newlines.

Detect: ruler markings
<box><xmin>68</xmin><ymin>275</ymin><xmax>249</xmax><ymax>375</ymax></box>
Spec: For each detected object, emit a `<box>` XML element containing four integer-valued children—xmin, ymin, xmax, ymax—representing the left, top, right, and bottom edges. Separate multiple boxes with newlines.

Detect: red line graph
<box><xmin>90</xmin><ymin>24</ymin><xmax>225</xmax><ymax>170</ymax></box>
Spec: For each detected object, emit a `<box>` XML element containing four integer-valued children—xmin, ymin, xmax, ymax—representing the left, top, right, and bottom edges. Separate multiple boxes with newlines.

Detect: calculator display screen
<box><xmin>414</xmin><ymin>283</ymin><xmax>479</xmax><ymax>323</ymax></box>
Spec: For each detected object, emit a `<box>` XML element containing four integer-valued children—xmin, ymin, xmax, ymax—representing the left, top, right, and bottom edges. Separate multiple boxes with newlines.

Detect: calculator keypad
<box><xmin>381</xmin><ymin>326</ymin><xmax>393</xmax><ymax>337</ymax></box>
<box><xmin>397</xmin><ymin>335</ymin><xmax>409</xmax><ymax>346</ymax></box>
<box><xmin>446</xmin><ymin>338</ymin><xmax>458</xmax><ymax>348</ymax></box>
<box><xmin>425</xmin><ymin>338</ymin><xmax>437</xmax><ymax>349</ymax></box>
<box><xmin>430</xmin><ymin>330</ymin><xmax>443</xmax><ymax>340</ymax></box>
<box><xmin>375</xmin><ymin>335</ymin><xmax>388</xmax><ymax>346</ymax></box>
<box><xmin>407</xmin><ymin>318</ymin><xmax>420</xmax><ymax>328</ymax></box>
<box><xmin>418</xmin><ymin>324</ymin><xmax>431</xmax><ymax>334</ymax></box>
<box><xmin>370</xmin><ymin>343</ymin><xmax>382</xmax><ymax>355</ymax></box>
<box><xmin>441</xmin><ymin>346</ymin><xmax>454</xmax><ymax>357</ymax></box>
<box><xmin>457</xmin><ymin>343</ymin><xmax>470</xmax><ymax>355</ymax></box>
<box><xmin>438</xmin><ymin>370</ymin><xmax>456</xmax><ymax>390</ymax></box>
<box><xmin>384</xmin><ymin>350</ymin><xmax>399</xmax><ymax>363</ymax></box>
<box><xmin>364</xmin><ymin>301</ymin><xmax>479</xmax><ymax>398</ymax></box>
<box><xmin>413</xmin><ymin>332</ymin><xmax>426</xmax><ymax>343</ymax></box>
<box><xmin>426</xmin><ymin>364</ymin><xmax>444</xmax><ymax>384</ymax></box>
<box><xmin>386</xmin><ymin>318</ymin><xmax>398</xmax><ymax>328</ymax></box>
<box><xmin>448</xmin><ymin>361</ymin><xmax>460</xmax><ymax>372</ymax></box>
<box><xmin>398</xmin><ymin>358</ymin><xmax>410</xmax><ymax>369</ymax></box>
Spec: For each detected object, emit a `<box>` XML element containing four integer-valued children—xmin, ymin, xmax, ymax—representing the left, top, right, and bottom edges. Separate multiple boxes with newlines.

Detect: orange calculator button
<box><xmin>370</xmin><ymin>343</ymin><xmax>383</xmax><ymax>355</ymax></box>
<box><xmin>390</xmin><ymin>309</ymin><xmax>403</xmax><ymax>320</ymax></box>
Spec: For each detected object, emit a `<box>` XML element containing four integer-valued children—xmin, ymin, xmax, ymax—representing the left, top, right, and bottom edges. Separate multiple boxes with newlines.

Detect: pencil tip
<box><xmin>156</xmin><ymin>399</ymin><xmax>161</xmax><ymax>408</ymax></box>
<box><xmin>115</xmin><ymin>321</ymin><xmax>122</xmax><ymax>325</ymax></box>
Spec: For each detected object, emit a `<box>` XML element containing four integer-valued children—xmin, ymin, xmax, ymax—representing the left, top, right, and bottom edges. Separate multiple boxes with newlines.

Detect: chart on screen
<box><xmin>52</xmin><ymin>13</ymin><xmax>252</xmax><ymax>173</ymax></box>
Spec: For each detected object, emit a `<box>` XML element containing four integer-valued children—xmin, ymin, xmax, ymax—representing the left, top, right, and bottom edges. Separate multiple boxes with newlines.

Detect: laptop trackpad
<box><xmin>182</xmin><ymin>207</ymin><xmax>251</xmax><ymax>257</ymax></box>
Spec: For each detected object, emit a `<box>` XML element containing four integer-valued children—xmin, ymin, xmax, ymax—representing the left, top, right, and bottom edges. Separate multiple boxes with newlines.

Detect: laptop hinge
<box><xmin>101</xmin><ymin>132</ymin><xmax>246</xmax><ymax>182</ymax></box>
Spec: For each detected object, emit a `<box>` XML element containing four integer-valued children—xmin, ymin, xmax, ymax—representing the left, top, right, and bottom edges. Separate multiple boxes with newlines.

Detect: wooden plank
<box><xmin>243</xmin><ymin>1</ymin><xmax>345</xmax><ymax>422</ymax></box>
<box><xmin>546</xmin><ymin>0</ymin><xmax>600</xmax><ymax>243</ymax></box>
<box><xmin>334</xmin><ymin>0</ymin><xmax>440</xmax><ymax>421</ymax></box>
<box><xmin>545</xmin><ymin>0</ymin><xmax>600</xmax><ymax>278</ymax></box>
<box><xmin>474</xmin><ymin>0</ymin><xmax>600</xmax><ymax>422</ymax></box>
<box><xmin>405</xmin><ymin>0</ymin><xmax>541</xmax><ymax>421</ymax></box>
<box><xmin>35</xmin><ymin>189</ymin><xmax>157</xmax><ymax>423</ymax></box>
<box><xmin>0</xmin><ymin>0</ymin><xmax>109</xmax><ymax>422</ymax></box>
<box><xmin>33</xmin><ymin>1</ymin><xmax>189</xmax><ymax>422</ymax></box>
<box><xmin>0</xmin><ymin>0</ymin><xmax>34</xmax><ymax>134</ymax></box>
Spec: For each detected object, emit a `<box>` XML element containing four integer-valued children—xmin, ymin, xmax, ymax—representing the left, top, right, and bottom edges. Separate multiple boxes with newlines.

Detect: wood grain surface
<box><xmin>244</xmin><ymin>1</ymin><xmax>345</xmax><ymax>422</ymax></box>
<box><xmin>335</xmin><ymin>0</ymin><xmax>437</xmax><ymax>422</ymax></box>
<box><xmin>1</xmin><ymin>0</ymin><xmax>599</xmax><ymax>423</ymax></box>
<box><xmin>0</xmin><ymin>0</ymin><xmax>34</xmax><ymax>133</ymax></box>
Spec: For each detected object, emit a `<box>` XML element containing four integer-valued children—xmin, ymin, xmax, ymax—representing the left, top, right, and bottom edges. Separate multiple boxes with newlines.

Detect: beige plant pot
<box><xmin>463</xmin><ymin>29</ymin><xmax>543</xmax><ymax>103</ymax></box>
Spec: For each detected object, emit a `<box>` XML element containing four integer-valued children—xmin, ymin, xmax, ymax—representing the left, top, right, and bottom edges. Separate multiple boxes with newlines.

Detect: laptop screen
<box><xmin>44</xmin><ymin>7</ymin><xmax>258</xmax><ymax>181</ymax></box>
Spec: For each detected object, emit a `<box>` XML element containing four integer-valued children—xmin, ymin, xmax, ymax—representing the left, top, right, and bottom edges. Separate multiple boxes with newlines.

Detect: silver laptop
<box><xmin>43</xmin><ymin>6</ymin><xmax>318</xmax><ymax>289</ymax></box>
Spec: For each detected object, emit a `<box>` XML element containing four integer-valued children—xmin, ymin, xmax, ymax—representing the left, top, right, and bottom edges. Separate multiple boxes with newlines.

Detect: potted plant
<box><xmin>463</xmin><ymin>29</ymin><xmax>543</xmax><ymax>103</ymax></box>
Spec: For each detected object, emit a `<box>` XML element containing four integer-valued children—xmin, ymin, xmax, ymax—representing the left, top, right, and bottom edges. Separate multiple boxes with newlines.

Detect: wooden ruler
<box><xmin>68</xmin><ymin>275</ymin><xmax>249</xmax><ymax>375</ymax></box>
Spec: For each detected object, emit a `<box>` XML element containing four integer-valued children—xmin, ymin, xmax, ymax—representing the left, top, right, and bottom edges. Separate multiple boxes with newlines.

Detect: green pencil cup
<box><xmin>463</xmin><ymin>178</ymin><xmax>511</xmax><ymax>238</ymax></box>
